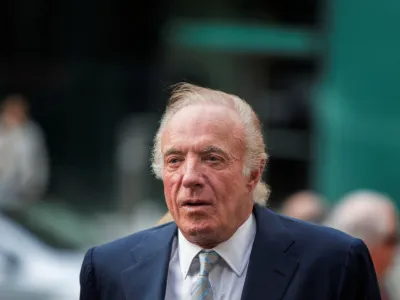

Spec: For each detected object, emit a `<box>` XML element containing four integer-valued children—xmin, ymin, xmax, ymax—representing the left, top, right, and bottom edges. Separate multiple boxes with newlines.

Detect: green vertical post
<box><xmin>314</xmin><ymin>0</ymin><xmax>400</xmax><ymax>206</ymax></box>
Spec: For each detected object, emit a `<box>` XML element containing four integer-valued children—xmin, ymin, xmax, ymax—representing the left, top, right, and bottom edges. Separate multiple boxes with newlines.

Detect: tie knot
<box><xmin>198</xmin><ymin>250</ymin><xmax>220</xmax><ymax>276</ymax></box>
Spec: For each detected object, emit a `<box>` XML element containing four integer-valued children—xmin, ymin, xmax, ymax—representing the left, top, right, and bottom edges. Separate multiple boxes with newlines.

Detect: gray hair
<box><xmin>324</xmin><ymin>190</ymin><xmax>395</xmax><ymax>246</ymax></box>
<box><xmin>151</xmin><ymin>83</ymin><xmax>270</xmax><ymax>205</ymax></box>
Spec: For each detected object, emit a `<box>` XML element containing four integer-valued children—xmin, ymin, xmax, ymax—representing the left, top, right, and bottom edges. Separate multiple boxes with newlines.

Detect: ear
<box><xmin>247</xmin><ymin>158</ymin><xmax>267</xmax><ymax>191</ymax></box>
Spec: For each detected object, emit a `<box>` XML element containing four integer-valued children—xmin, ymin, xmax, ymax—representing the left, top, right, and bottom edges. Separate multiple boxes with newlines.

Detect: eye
<box><xmin>167</xmin><ymin>157</ymin><xmax>181</xmax><ymax>165</ymax></box>
<box><xmin>206</xmin><ymin>155</ymin><xmax>221</xmax><ymax>162</ymax></box>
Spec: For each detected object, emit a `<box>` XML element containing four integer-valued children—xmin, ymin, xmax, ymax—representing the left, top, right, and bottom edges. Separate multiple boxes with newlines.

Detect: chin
<box><xmin>182</xmin><ymin>219</ymin><xmax>217</xmax><ymax>239</ymax></box>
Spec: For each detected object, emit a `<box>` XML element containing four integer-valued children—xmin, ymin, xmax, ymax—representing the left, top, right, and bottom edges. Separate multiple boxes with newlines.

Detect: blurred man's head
<box><xmin>325</xmin><ymin>190</ymin><xmax>398</xmax><ymax>280</ymax></box>
<box><xmin>1</xmin><ymin>94</ymin><xmax>30</xmax><ymax>128</ymax></box>
<box><xmin>151</xmin><ymin>83</ymin><xmax>268</xmax><ymax>248</ymax></box>
<box><xmin>281</xmin><ymin>190</ymin><xmax>328</xmax><ymax>223</ymax></box>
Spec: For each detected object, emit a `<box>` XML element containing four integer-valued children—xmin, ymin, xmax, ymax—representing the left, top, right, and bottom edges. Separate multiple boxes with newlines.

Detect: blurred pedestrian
<box><xmin>0</xmin><ymin>94</ymin><xmax>49</xmax><ymax>211</ymax></box>
<box><xmin>387</xmin><ymin>249</ymin><xmax>400</xmax><ymax>300</ymax></box>
<box><xmin>325</xmin><ymin>190</ymin><xmax>398</xmax><ymax>299</ymax></box>
<box><xmin>280</xmin><ymin>190</ymin><xmax>328</xmax><ymax>223</ymax></box>
<box><xmin>156</xmin><ymin>211</ymin><xmax>173</xmax><ymax>225</ymax></box>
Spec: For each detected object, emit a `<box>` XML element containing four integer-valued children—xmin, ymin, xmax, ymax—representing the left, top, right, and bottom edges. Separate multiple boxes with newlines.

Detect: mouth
<box><xmin>182</xmin><ymin>200</ymin><xmax>212</xmax><ymax>207</ymax></box>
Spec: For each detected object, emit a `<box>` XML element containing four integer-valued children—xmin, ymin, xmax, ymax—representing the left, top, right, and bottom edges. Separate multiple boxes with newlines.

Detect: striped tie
<box><xmin>191</xmin><ymin>250</ymin><xmax>221</xmax><ymax>300</ymax></box>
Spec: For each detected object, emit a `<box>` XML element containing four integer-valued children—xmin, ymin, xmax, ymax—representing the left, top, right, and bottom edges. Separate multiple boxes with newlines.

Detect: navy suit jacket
<box><xmin>80</xmin><ymin>205</ymin><xmax>381</xmax><ymax>300</ymax></box>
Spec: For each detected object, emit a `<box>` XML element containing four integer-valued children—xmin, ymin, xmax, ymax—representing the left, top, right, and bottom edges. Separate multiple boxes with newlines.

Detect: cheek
<box><xmin>213</xmin><ymin>174</ymin><xmax>247</xmax><ymax>207</ymax></box>
<box><xmin>163</xmin><ymin>178</ymin><xmax>175</xmax><ymax>201</ymax></box>
<box><xmin>163</xmin><ymin>175</ymin><xmax>182</xmax><ymax>211</ymax></box>
<box><xmin>223</xmin><ymin>173</ymin><xmax>248</xmax><ymax>195</ymax></box>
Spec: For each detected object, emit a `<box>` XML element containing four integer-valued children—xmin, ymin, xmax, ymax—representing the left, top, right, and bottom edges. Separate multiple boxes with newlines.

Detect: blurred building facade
<box><xmin>0</xmin><ymin>0</ymin><xmax>398</xmax><ymax>212</ymax></box>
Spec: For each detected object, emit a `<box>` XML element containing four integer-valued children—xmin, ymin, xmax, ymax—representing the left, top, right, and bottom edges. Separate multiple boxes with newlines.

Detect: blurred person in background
<box><xmin>325</xmin><ymin>190</ymin><xmax>398</xmax><ymax>300</ymax></box>
<box><xmin>115</xmin><ymin>113</ymin><xmax>158</xmax><ymax>215</ymax></box>
<box><xmin>280</xmin><ymin>190</ymin><xmax>329</xmax><ymax>224</ymax></box>
<box><xmin>156</xmin><ymin>211</ymin><xmax>173</xmax><ymax>225</ymax></box>
<box><xmin>0</xmin><ymin>94</ymin><xmax>49</xmax><ymax>212</ymax></box>
<box><xmin>80</xmin><ymin>83</ymin><xmax>380</xmax><ymax>300</ymax></box>
<box><xmin>387</xmin><ymin>249</ymin><xmax>400</xmax><ymax>300</ymax></box>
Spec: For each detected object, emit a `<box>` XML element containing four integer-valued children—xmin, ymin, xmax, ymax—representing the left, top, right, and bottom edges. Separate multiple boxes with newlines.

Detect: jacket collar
<box><xmin>121</xmin><ymin>222</ymin><xmax>177</xmax><ymax>300</ymax></box>
<box><xmin>241</xmin><ymin>205</ymin><xmax>299</xmax><ymax>300</ymax></box>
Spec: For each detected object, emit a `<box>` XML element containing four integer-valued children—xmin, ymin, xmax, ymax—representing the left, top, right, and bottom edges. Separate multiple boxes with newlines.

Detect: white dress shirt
<box><xmin>165</xmin><ymin>214</ymin><xmax>256</xmax><ymax>300</ymax></box>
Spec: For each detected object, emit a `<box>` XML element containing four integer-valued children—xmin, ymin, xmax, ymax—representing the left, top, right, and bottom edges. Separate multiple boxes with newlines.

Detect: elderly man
<box><xmin>325</xmin><ymin>190</ymin><xmax>398</xmax><ymax>300</ymax></box>
<box><xmin>80</xmin><ymin>83</ymin><xmax>380</xmax><ymax>300</ymax></box>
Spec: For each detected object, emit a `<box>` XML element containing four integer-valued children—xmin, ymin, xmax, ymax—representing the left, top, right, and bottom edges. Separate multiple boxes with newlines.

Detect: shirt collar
<box><xmin>178</xmin><ymin>213</ymin><xmax>256</xmax><ymax>278</ymax></box>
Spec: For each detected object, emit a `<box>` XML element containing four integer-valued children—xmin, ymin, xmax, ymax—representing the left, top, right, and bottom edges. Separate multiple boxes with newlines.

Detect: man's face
<box><xmin>161</xmin><ymin>104</ymin><xmax>257</xmax><ymax>247</ymax></box>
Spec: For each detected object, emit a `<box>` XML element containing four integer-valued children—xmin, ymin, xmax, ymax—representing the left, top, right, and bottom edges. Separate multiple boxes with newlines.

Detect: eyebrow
<box><xmin>163</xmin><ymin>146</ymin><xmax>228</xmax><ymax>158</ymax></box>
<box><xmin>200</xmin><ymin>146</ymin><xmax>227</xmax><ymax>156</ymax></box>
<box><xmin>163</xmin><ymin>148</ymin><xmax>183</xmax><ymax>158</ymax></box>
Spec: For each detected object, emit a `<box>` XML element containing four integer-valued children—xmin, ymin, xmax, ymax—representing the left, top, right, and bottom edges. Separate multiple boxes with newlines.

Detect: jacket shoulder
<box><xmin>93</xmin><ymin>222</ymin><xmax>175</xmax><ymax>258</ymax></box>
<box><xmin>80</xmin><ymin>222</ymin><xmax>175</xmax><ymax>298</ymax></box>
<box><xmin>84</xmin><ymin>222</ymin><xmax>175</xmax><ymax>275</ymax></box>
<box><xmin>277</xmin><ymin>213</ymin><xmax>359</xmax><ymax>258</ymax></box>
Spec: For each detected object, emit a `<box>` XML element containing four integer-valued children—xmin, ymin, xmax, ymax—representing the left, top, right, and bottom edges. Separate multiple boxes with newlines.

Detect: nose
<box><xmin>182</xmin><ymin>157</ymin><xmax>204</xmax><ymax>189</ymax></box>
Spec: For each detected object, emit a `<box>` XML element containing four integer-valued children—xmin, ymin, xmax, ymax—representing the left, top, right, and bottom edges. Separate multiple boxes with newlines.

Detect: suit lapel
<box><xmin>121</xmin><ymin>223</ymin><xmax>177</xmax><ymax>300</ymax></box>
<box><xmin>241</xmin><ymin>205</ymin><xmax>299</xmax><ymax>300</ymax></box>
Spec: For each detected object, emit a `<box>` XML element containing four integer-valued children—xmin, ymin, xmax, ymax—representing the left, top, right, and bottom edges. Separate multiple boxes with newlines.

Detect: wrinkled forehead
<box><xmin>161</xmin><ymin>104</ymin><xmax>245</xmax><ymax>155</ymax></box>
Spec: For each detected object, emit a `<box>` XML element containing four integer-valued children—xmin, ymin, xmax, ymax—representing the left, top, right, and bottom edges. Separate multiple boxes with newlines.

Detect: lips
<box><xmin>182</xmin><ymin>199</ymin><xmax>212</xmax><ymax>207</ymax></box>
